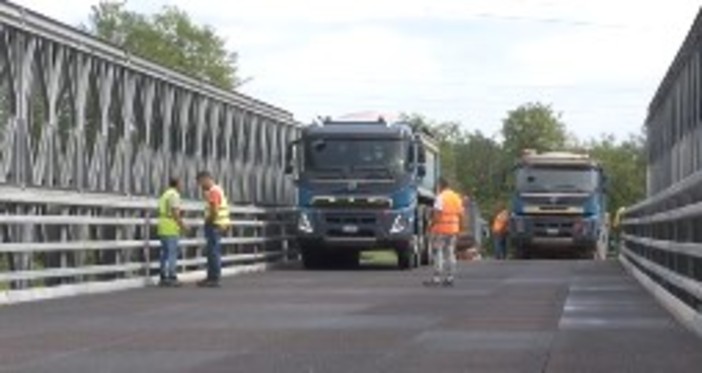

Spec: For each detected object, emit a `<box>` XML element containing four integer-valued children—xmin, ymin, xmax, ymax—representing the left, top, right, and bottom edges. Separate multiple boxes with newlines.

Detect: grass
<box><xmin>360</xmin><ymin>251</ymin><xmax>398</xmax><ymax>266</ymax></box>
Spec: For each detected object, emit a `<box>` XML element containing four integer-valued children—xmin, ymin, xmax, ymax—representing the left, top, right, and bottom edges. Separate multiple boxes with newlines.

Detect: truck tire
<box><xmin>301</xmin><ymin>247</ymin><xmax>324</xmax><ymax>270</ymax></box>
<box><xmin>397</xmin><ymin>236</ymin><xmax>419</xmax><ymax>270</ymax></box>
<box><xmin>340</xmin><ymin>251</ymin><xmax>360</xmax><ymax>269</ymax></box>
<box><xmin>417</xmin><ymin>207</ymin><xmax>431</xmax><ymax>266</ymax></box>
<box><xmin>579</xmin><ymin>249</ymin><xmax>596</xmax><ymax>260</ymax></box>
<box><xmin>515</xmin><ymin>244</ymin><xmax>530</xmax><ymax>259</ymax></box>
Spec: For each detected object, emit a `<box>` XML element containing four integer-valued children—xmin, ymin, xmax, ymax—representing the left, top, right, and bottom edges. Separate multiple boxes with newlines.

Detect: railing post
<box><xmin>143</xmin><ymin>211</ymin><xmax>152</xmax><ymax>284</ymax></box>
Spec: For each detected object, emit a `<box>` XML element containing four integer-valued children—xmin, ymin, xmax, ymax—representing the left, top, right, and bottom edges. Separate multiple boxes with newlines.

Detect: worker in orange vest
<box><xmin>492</xmin><ymin>204</ymin><xmax>510</xmax><ymax>260</ymax></box>
<box><xmin>425</xmin><ymin>177</ymin><xmax>464</xmax><ymax>287</ymax></box>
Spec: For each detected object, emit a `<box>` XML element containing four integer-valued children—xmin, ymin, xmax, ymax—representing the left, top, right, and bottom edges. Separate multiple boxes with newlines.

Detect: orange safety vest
<box><xmin>432</xmin><ymin>189</ymin><xmax>463</xmax><ymax>235</ymax></box>
<box><xmin>492</xmin><ymin>209</ymin><xmax>509</xmax><ymax>235</ymax></box>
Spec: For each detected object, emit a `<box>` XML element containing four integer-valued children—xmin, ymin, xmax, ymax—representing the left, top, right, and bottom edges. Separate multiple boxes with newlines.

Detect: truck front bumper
<box><xmin>295</xmin><ymin>208</ymin><xmax>415</xmax><ymax>250</ymax></box>
<box><xmin>509</xmin><ymin>214</ymin><xmax>599</xmax><ymax>248</ymax></box>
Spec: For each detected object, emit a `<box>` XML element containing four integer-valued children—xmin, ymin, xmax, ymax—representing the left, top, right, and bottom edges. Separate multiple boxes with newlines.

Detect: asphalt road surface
<box><xmin>1</xmin><ymin>260</ymin><xmax>701</xmax><ymax>372</ymax></box>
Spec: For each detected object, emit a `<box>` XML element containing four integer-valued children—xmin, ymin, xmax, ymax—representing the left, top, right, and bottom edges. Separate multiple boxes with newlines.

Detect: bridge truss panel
<box><xmin>0</xmin><ymin>1</ymin><xmax>301</xmax><ymax>297</ymax></box>
<box><xmin>623</xmin><ymin>9</ymin><xmax>702</xmax><ymax>337</ymax></box>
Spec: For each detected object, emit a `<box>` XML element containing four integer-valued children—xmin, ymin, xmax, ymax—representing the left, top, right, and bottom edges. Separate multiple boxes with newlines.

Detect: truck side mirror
<box><xmin>284</xmin><ymin>142</ymin><xmax>295</xmax><ymax>174</ymax></box>
<box><xmin>415</xmin><ymin>141</ymin><xmax>426</xmax><ymax>163</ymax></box>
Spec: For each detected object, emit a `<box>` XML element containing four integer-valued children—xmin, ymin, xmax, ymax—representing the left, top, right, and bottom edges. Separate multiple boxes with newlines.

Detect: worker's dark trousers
<box><xmin>204</xmin><ymin>224</ymin><xmax>222</xmax><ymax>281</ymax></box>
<box><xmin>494</xmin><ymin>235</ymin><xmax>507</xmax><ymax>260</ymax></box>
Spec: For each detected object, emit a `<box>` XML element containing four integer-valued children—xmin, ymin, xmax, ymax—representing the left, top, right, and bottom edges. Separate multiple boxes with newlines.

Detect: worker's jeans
<box><xmin>159</xmin><ymin>237</ymin><xmax>179</xmax><ymax>280</ymax></box>
<box><xmin>432</xmin><ymin>234</ymin><xmax>457</xmax><ymax>281</ymax></box>
<box><xmin>494</xmin><ymin>234</ymin><xmax>507</xmax><ymax>260</ymax></box>
<box><xmin>204</xmin><ymin>224</ymin><xmax>222</xmax><ymax>281</ymax></box>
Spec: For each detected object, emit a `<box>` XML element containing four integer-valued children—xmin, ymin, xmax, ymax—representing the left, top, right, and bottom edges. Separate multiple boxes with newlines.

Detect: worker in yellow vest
<box><xmin>196</xmin><ymin>171</ymin><xmax>231</xmax><ymax>287</ymax></box>
<box><xmin>425</xmin><ymin>177</ymin><xmax>464</xmax><ymax>287</ymax></box>
<box><xmin>612</xmin><ymin>206</ymin><xmax>626</xmax><ymax>252</ymax></box>
<box><xmin>492</xmin><ymin>204</ymin><xmax>510</xmax><ymax>260</ymax></box>
<box><xmin>157</xmin><ymin>177</ymin><xmax>186</xmax><ymax>286</ymax></box>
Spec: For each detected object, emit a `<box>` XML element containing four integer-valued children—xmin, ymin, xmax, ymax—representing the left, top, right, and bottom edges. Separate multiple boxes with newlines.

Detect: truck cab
<box><xmin>509</xmin><ymin>150</ymin><xmax>608</xmax><ymax>259</ymax></box>
<box><xmin>285</xmin><ymin>114</ymin><xmax>439</xmax><ymax>269</ymax></box>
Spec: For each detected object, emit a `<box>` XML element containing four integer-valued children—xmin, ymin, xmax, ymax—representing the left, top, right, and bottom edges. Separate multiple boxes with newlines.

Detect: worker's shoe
<box><xmin>442</xmin><ymin>277</ymin><xmax>455</xmax><ymax>287</ymax></box>
<box><xmin>423</xmin><ymin>277</ymin><xmax>441</xmax><ymax>287</ymax></box>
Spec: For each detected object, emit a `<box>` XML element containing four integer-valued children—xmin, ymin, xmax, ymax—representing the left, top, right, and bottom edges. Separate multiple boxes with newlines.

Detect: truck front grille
<box><xmin>327</xmin><ymin>228</ymin><xmax>376</xmax><ymax>238</ymax></box>
<box><xmin>325</xmin><ymin>215</ymin><xmax>377</xmax><ymax>225</ymax></box>
<box><xmin>533</xmin><ymin>220</ymin><xmax>575</xmax><ymax>237</ymax></box>
<box><xmin>311</xmin><ymin>196</ymin><xmax>392</xmax><ymax>209</ymax></box>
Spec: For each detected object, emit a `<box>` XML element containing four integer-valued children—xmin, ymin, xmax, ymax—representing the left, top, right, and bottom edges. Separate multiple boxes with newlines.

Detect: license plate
<box><xmin>546</xmin><ymin>228</ymin><xmax>559</xmax><ymax>236</ymax></box>
<box><xmin>342</xmin><ymin>225</ymin><xmax>358</xmax><ymax>234</ymax></box>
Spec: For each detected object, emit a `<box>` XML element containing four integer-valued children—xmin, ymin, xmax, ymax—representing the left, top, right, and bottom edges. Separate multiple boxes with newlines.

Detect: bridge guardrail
<box><xmin>0</xmin><ymin>186</ymin><xmax>298</xmax><ymax>305</ymax></box>
<box><xmin>620</xmin><ymin>173</ymin><xmax>702</xmax><ymax>336</ymax></box>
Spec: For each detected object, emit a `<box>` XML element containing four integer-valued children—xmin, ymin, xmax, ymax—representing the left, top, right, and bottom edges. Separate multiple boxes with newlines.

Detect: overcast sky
<box><xmin>15</xmin><ymin>0</ymin><xmax>702</xmax><ymax>140</ymax></box>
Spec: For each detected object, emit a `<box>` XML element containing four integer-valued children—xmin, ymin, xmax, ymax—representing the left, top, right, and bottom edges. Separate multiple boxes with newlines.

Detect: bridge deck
<box><xmin>1</xmin><ymin>261</ymin><xmax>701</xmax><ymax>372</ymax></box>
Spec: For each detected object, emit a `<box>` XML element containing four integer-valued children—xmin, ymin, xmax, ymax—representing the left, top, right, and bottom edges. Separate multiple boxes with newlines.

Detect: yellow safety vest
<box><xmin>157</xmin><ymin>188</ymin><xmax>181</xmax><ymax>237</ymax></box>
<box><xmin>205</xmin><ymin>184</ymin><xmax>231</xmax><ymax>228</ymax></box>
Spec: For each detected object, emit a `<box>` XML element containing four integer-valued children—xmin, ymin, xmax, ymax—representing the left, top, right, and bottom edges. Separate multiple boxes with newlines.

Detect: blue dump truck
<box><xmin>284</xmin><ymin>114</ymin><xmax>440</xmax><ymax>269</ymax></box>
<box><xmin>509</xmin><ymin>150</ymin><xmax>609</xmax><ymax>259</ymax></box>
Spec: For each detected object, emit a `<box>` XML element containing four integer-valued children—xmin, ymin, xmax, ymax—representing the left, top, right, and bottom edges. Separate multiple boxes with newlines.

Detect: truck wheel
<box><xmin>515</xmin><ymin>245</ymin><xmax>530</xmax><ymax>259</ymax></box>
<box><xmin>576</xmin><ymin>247</ymin><xmax>595</xmax><ymax>260</ymax></box>
<box><xmin>420</xmin><ymin>235</ymin><xmax>431</xmax><ymax>265</ymax></box>
<box><xmin>398</xmin><ymin>250</ymin><xmax>412</xmax><ymax>270</ymax></box>
<box><xmin>340</xmin><ymin>251</ymin><xmax>360</xmax><ymax>269</ymax></box>
<box><xmin>301</xmin><ymin>247</ymin><xmax>324</xmax><ymax>270</ymax></box>
<box><xmin>397</xmin><ymin>236</ymin><xmax>419</xmax><ymax>270</ymax></box>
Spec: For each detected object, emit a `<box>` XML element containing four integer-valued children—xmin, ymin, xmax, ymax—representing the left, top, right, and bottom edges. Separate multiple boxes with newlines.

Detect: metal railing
<box><xmin>0</xmin><ymin>186</ymin><xmax>297</xmax><ymax>304</ymax></box>
<box><xmin>620</xmin><ymin>170</ymin><xmax>702</xmax><ymax>336</ymax></box>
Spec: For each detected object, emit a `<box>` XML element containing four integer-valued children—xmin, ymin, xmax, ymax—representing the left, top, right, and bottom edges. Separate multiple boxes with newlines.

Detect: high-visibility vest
<box><xmin>613</xmin><ymin>207</ymin><xmax>626</xmax><ymax>229</ymax></box>
<box><xmin>432</xmin><ymin>189</ymin><xmax>463</xmax><ymax>235</ymax></box>
<box><xmin>492</xmin><ymin>209</ymin><xmax>509</xmax><ymax>235</ymax></box>
<box><xmin>204</xmin><ymin>184</ymin><xmax>231</xmax><ymax>228</ymax></box>
<box><xmin>157</xmin><ymin>188</ymin><xmax>181</xmax><ymax>237</ymax></box>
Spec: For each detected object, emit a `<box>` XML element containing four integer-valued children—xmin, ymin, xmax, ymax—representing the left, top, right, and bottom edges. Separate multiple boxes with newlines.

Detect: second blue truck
<box><xmin>509</xmin><ymin>150</ymin><xmax>609</xmax><ymax>259</ymax></box>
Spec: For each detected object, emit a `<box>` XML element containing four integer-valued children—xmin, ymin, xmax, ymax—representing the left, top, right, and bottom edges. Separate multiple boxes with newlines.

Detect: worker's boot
<box><xmin>423</xmin><ymin>277</ymin><xmax>441</xmax><ymax>287</ymax></box>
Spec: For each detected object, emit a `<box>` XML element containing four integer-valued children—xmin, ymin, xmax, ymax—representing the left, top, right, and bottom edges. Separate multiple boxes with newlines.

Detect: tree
<box><xmin>453</xmin><ymin>130</ymin><xmax>508</xmax><ymax>214</ymax></box>
<box><xmin>586</xmin><ymin>134</ymin><xmax>646</xmax><ymax>214</ymax></box>
<box><xmin>400</xmin><ymin>113</ymin><xmax>461</xmax><ymax>184</ymax></box>
<box><xmin>501</xmin><ymin>102</ymin><xmax>567</xmax><ymax>160</ymax></box>
<box><xmin>87</xmin><ymin>1</ymin><xmax>240</xmax><ymax>90</ymax></box>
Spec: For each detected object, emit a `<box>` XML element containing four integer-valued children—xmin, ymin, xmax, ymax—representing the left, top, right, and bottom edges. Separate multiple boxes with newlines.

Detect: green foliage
<box><xmin>400</xmin><ymin>113</ymin><xmax>461</xmax><ymax>184</ymax></box>
<box><xmin>501</xmin><ymin>102</ymin><xmax>567</xmax><ymax>160</ymax></box>
<box><xmin>406</xmin><ymin>102</ymin><xmax>646</xmax><ymax>222</ymax></box>
<box><xmin>87</xmin><ymin>1</ymin><xmax>239</xmax><ymax>90</ymax></box>
<box><xmin>586</xmin><ymin>133</ymin><xmax>646</xmax><ymax>214</ymax></box>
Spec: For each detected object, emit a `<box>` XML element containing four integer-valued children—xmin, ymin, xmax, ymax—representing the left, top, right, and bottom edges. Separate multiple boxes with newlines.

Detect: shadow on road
<box><xmin>275</xmin><ymin>262</ymin><xmax>402</xmax><ymax>272</ymax></box>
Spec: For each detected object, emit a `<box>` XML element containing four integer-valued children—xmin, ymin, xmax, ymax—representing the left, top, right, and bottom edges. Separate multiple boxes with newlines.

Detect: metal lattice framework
<box><xmin>0</xmin><ymin>1</ymin><xmax>299</xmax><ymax>202</ymax></box>
<box><xmin>622</xmin><ymin>9</ymin><xmax>702</xmax><ymax>337</ymax></box>
<box><xmin>0</xmin><ymin>1</ymin><xmax>299</xmax><ymax>299</ymax></box>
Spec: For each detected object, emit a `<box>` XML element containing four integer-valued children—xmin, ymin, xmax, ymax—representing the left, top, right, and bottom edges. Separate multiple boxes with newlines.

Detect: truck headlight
<box><xmin>298</xmin><ymin>213</ymin><xmax>313</xmax><ymax>233</ymax></box>
<box><xmin>390</xmin><ymin>214</ymin><xmax>408</xmax><ymax>234</ymax></box>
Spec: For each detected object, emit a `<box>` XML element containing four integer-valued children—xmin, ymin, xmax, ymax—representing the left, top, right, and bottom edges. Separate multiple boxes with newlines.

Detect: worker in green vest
<box><xmin>196</xmin><ymin>171</ymin><xmax>231</xmax><ymax>287</ymax></box>
<box><xmin>157</xmin><ymin>177</ymin><xmax>186</xmax><ymax>286</ymax></box>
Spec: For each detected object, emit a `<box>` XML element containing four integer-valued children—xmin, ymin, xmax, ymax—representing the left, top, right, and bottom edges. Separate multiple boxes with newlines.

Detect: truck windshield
<box><xmin>516</xmin><ymin>166</ymin><xmax>599</xmax><ymax>193</ymax></box>
<box><xmin>303</xmin><ymin>138</ymin><xmax>407</xmax><ymax>177</ymax></box>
